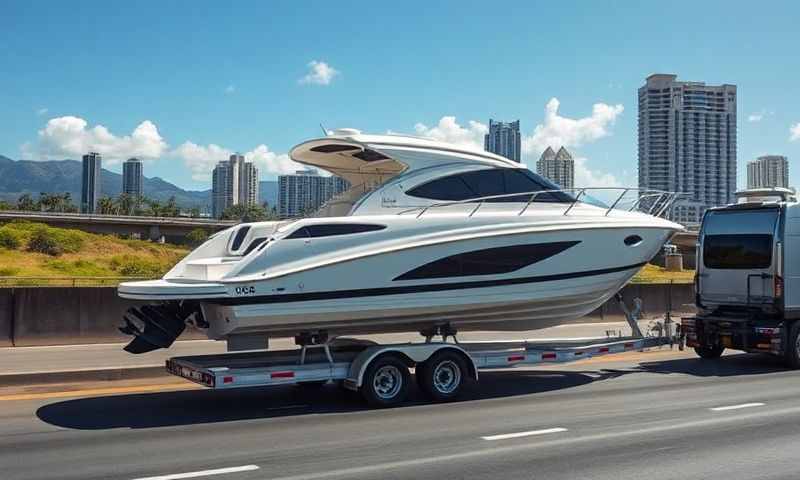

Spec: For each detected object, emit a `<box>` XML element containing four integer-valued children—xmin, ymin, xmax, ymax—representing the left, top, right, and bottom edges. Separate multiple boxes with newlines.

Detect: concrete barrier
<box><xmin>9</xmin><ymin>287</ymin><xmax>205</xmax><ymax>347</ymax></box>
<box><xmin>1</xmin><ymin>283</ymin><xmax>696</xmax><ymax>347</ymax></box>
<box><xmin>0</xmin><ymin>289</ymin><xmax>13</xmax><ymax>347</ymax></box>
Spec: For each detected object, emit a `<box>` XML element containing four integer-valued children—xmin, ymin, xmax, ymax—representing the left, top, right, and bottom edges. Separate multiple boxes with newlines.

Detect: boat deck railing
<box><xmin>398</xmin><ymin>188</ymin><xmax>685</xmax><ymax>219</ymax></box>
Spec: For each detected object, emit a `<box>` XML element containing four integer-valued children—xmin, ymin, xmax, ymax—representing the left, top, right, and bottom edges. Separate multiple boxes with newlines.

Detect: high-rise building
<box><xmin>81</xmin><ymin>152</ymin><xmax>102</xmax><ymax>214</ymax></box>
<box><xmin>484</xmin><ymin>119</ymin><xmax>521</xmax><ymax>162</ymax></box>
<box><xmin>211</xmin><ymin>154</ymin><xmax>260</xmax><ymax>218</ymax></box>
<box><xmin>277</xmin><ymin>170</ymin><xmax>350</xmax><ymax>218</ymax></box>
<box><xmin>536</xmin><ymin>146</ymin><xmax>575</xmax><ymax>190</ymax></box>
<box><xmin>122</xmin><ymin>157</ymin><xmax>144</xmax><ymax>199</ymax></box>
<box><xmin>638</xmin><ymin>74</ymin><xmax>737</xmax><ymax>224</ymax></box>
<box><xmin>747</xmin><ymin>155</ymin><xmax>789</xmax><ymax>189</ymax></box>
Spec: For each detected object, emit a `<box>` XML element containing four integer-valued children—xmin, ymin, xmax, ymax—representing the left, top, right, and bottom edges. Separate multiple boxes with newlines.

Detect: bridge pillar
<box><xmin>148</xmin><ymin>225</ymin><xmax>164</xmax><ymax>243</ymax></box>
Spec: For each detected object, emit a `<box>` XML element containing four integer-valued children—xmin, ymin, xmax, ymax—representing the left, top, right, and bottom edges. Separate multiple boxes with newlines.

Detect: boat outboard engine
<box><xmin>119</xmin><ymin>301</ymin><xmax>204</xmax><ymax>354</ymax></box>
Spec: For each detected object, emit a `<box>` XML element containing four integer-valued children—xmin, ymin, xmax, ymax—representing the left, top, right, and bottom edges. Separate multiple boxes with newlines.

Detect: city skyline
<box><xmin>2</xmin><ymin>2</ymin><xmax>800</xmax><ymax>192</ymax></box>
<box><xmin>747</xmin><ymin>155</ymin><xmax>789</xmax><ymax>189</ymax></box>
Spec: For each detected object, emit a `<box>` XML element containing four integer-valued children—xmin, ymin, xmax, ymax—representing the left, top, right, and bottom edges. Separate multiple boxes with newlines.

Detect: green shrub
<box><xmin>27</xmin><ymin>227</ymin><xmax>63</xmax><ymax>256</ymax></box>
<box><xmin>24</xmin><ymin>225</ymin><xmax>85</xmax><ymax>256</ymax></box>
<box><xmin>0</xmin><ymin>266</ymin><xmax>19</xmax><ymax>276</ymax></box>
<box><xmin>45</xmin><ymin>259</ymin><xmax>107</xmax><ymax>276</ymax></box>
<box><xmin>186</xmin><ymin>228</ymin><xmax>209</xmax><ymax>247</ymax></box>
<box><xmin>0</xmin><ymin>227</ymin><xmax>23</xmax><ymax>249</ymax></box>
<box><xmin>110</xmin><ymin>255</ymin><xmax>165</xmax><ymax>277</ymax></box>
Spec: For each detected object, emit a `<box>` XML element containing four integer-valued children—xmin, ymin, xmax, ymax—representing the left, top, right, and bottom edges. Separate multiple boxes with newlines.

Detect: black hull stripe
<box><xmin>213</xmin><ymin>262</ymin><xmax>647</xmax><ymax>306</ymax></box>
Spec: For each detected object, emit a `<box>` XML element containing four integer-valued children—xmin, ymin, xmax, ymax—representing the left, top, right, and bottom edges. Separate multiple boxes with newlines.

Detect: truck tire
<box><xmin>417</xmin><ymin>351</ymin><xmax>468</xmax><ymax>402</ymax></box>
<box><xmin>784</xmin><ymin>322</ymin><xmax>800</xmax><ymax>369</ymax></box>
<box><xmin>360</xmin><ymin>354</ymin><xmax>410</xmax><ymax>407</ymax></box>
<box><xmin>694</xmin><ymin>344</ymin><xmax>724</xmax><ymax>359</ymax></box>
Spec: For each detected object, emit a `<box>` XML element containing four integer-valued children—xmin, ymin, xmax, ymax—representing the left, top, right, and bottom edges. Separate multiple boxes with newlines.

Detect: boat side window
<box><xmin>242</xmin><ymin>237</ymin><xmax>268</xmax><ymax>255</ymax></box>
<box><xmin>286</xmin><ymin>224</ymin><xmax>386</xmax><ymax>239</ymax></box>
<box><xmin>230</xmin><ymin>226</ymin><xmax>251</xmax><ymax>251</ymax></box>
<box><xmin>406</xmin><ymin>169</ymin><xmax>573</xmax><ymax>203</ymax></box>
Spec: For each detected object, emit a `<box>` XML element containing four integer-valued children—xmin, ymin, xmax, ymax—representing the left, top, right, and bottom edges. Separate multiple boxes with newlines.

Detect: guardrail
<box><xmin>0</xmin><ymin>276</ymin><xmax>155</xmax><ymax>287</ymax></box>
<box><xmin>398</xmin><ymin>188</ymin><xmax>684</xmax><ymax>219</ymax></box>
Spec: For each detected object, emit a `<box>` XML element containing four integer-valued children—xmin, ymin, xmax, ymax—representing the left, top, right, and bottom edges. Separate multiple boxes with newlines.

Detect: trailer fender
<box><xmin>344</xmin><ymin>344</ymin><xmax>478</xmax><ymax>390</ymax></box>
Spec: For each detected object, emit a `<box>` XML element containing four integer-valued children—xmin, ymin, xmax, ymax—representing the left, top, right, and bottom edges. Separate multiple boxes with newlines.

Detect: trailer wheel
<box><xmin>417</xmin><ymin>351</ymin><xmax>468</xmax><ymax>402</ymax></box>
<box><xmin>783</xmin><ymin>322</ymin><xmax>800</xmax><ymax>369</ymax></box>
<box><xmin>694</xmin><ymin>344</ymin><xmax>724</xmax><ymax>359</ymax></box>
<box><xmin>360</xmin><ymin>354</ymin><xmax>410</xmax><ymax>407</ymax></box>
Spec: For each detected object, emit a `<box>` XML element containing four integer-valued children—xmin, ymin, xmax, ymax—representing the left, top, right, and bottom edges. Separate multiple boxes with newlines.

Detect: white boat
<box><xmin>118</xmin><ymin>129</ymin><xmax>683</xmax><ymax>353</ymax></box>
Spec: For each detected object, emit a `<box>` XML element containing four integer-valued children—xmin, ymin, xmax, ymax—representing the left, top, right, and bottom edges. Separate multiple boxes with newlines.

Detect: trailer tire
<box><xmin>417</xmin><ymin>351</ymin><xmax>468</xmax><ymax>402</ymax></box>
<box><xmin>783</xmin><ymin>322</ymin><xmax>800</xmax><ymax>369</ymax></box>
<box><xmin>694</xmin><ymin>344</ymin><xmax>724</xmax><ymax>359</ymax></box>
<box><xmin>360</xmin><ymin>354</ymin><xmax>410</xmax><ymax>407</ymax></box>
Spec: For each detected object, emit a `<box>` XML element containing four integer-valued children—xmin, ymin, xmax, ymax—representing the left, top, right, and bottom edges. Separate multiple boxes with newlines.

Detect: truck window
<box><xmin>703</xmin><ymin>234</ymin><xmax>773</xmax><ymax>269</ymax></box>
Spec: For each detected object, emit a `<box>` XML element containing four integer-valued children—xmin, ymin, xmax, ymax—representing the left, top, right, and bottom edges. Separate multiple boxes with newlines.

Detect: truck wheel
<box><xmin>360</xmin><ymin>355</ymin><xmax>410</xmax><ymax>407</ymax></box>
<box><xmin>784</xmin><ymin>322</ymin><xmax>800</xmax><ymax>369</ymax></box>
<box><xmin>694</xmin><ymin>344</ymin><xmax>724</xmax><ymax>359</ymax></box>
<box><xmin>418</xmin><ymin>351</ymin><xmax>467</xmax><ymax>402</ymax></box>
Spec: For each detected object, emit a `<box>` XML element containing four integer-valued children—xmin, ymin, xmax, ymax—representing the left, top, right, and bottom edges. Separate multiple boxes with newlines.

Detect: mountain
<box><xmin>259</xmin><ymin>180</ymin><xmax>278</xmax><ymax>208</ymax></box>
<box><xmin>0</xmin><ymin>156</ymin><xmax>211</xmax><ymax>208</ymax></box>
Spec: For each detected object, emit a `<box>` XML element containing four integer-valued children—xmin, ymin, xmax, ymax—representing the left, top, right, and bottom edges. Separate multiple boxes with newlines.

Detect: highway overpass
<box><xmin>0</xmin><ymin>210</ymin><xmax>238</xmax><ymax>243</ymax></box>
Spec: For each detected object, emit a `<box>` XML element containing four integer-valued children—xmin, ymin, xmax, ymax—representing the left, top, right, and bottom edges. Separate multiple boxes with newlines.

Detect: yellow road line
<box><xmin>0</xmin><ymin>382</ymin><xmax>200</xmax><ymax>402</ymax></box>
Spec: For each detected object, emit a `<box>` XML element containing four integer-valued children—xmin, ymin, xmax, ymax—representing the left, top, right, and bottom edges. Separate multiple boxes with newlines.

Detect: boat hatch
<box><xmin>290</xmin><ymin>139</ymin><xmax>406</xmax><ymax>186</ymax></box>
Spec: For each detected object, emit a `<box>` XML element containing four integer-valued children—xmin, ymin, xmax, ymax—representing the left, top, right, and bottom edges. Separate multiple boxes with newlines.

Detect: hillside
<box><xmin>0</xmin><ymin>221</ymin><xmax>189</xmax><ymax>285</ymax></box>
<box><xmin>0</xmin><ymin>156</ymin><xmax>210</xmax><ymax>208</ymax></box>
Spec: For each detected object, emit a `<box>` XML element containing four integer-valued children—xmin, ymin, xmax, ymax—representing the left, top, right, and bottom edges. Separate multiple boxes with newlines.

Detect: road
<box><xmin>1</xmin><ymin>349</ymin><xmax>798</xmax><ymax>480</ymax></box>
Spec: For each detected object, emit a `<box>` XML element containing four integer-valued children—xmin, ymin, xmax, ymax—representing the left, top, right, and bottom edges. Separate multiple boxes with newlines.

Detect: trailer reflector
<box><xmin>598</xmin><ymin>347</ymin><xmax>609</xmax><ymax>353</ymax></box>
<box><xmin>624</xmin><ymin>342</ymin><xmax>635</xmax><ymax>349</ymax></box>
<box><xmin>271</xmin><ymin>371</ymin><xmax>295</xmax><ymax>379</ymax></box>
<box><xmin>507</xmin><ymin>355</ymin><xmax>525</xmax><ymax>362</ymax></box>
<box><xmin>542</xmin><ymin>352</ymin><xmax>557</xmax><ymax>360</ymax></box>
<box><xmin>223</xmin><ymin>376</ymin><xmax>234</xmax><ymax>384</ymax></box>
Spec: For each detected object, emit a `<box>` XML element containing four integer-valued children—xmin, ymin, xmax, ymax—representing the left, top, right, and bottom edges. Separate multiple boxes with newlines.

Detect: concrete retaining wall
<box><xmin>0</xmin><ymin>283</ymin><xmax>695</xmax><ymax>347</ymax></box>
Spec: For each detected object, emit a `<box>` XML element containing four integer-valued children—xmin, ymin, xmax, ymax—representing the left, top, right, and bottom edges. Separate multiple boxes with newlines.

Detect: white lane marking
<box><xmin>133</xmin><ymin>465</ymin><xmax>260</xmax><ymax>480</ymax></box>
<box><xmin>710</xmin><ymin>402</ymin><xmax>765</xmax><ymax>412</ymax></box>
<box><xmin>481</xmin><ymin>427</ymin><xmax>568</xmax><ymax>441</ymax></box>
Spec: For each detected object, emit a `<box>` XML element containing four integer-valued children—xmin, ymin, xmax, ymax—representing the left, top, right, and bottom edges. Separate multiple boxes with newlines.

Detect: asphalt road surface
<box><xmin>2</xmin><ymin>349</ymin><xmax>799</xmax><ymax>480</ymax></box>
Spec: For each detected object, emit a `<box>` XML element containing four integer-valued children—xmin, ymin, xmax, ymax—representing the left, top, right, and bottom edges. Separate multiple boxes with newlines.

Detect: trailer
<box><xmin>165</xmin><ymin>297</ymin><xmax>682</xmax><ymax>407</ymax></box>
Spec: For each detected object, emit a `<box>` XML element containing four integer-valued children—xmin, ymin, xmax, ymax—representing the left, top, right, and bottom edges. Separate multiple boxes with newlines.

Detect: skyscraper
<box><xmin>211</xmin><ymin>154</ymin><xmax>259</xmax><ymax>218</ymax></box>
<box><xmin>484</xmin><ymin>119</ymin><xmax>521</xmax><ymax>162</ymax></box>
<box><xmin>536</xmin><ymin>146</ymin><xmax>575</xmax><ymax>190</ymax></box>
<box><xmin>278</xmin><ymin>170</ymin><xmax>350</xmax><ymax>218</ymax></box>
<box><xmin>122</xmin><ymin>157</ymin><xmax>143</xmax><ymax>199</ymax></box>
<box><xmin>747</xmin><ymin>155</ymin><xmax>789</xmax><ymax>189</ymax></box>
<box><xmin>81</xmin><ymin>152</ymin><xmax>101</xmax><ymax>214</ymax></box>
<box><xmin>638</xmin><ymin>74</ymin><xmax>737</xmax><ymax>224</ymax></box>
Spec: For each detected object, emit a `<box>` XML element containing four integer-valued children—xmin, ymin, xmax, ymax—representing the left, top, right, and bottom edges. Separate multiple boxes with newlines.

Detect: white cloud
<box><xmin>36</xmin><ymin>108</ymin><xmax>48</xmax><ymax>116</ymax></box>
<box><xmin>748</xmin><ymin>113</ymin><xmax>764</xmax><ymax>122</ymax></box>
<box><xmin>24</xmin><ymin>116</ymin><xmax>168</xmax><ymax>164</ymax></box>
<box><xmin>174</xmin><ymin>142</ymin><xmax>301</xmax><ymax>182</ymax></box>
<box><xmin>409</xmin><ymin>98</ymin><xmax>624</xmax><ymax>188</ymax></box>
<box><xmin>225</xmin><ymin>84</ymin><xmax>236</xmax><ymax>94</ymax></box>
<box><xmin>791</xmin><ymin>123</ymin><xmax>800</xmax><ymax>142</ymax></box>
<box><xmin>299</xmin><ymin>60</ymin><xmax>339</xmax><ymax>86</ymax></box>
<box><xmin>412</xmin><ymin>116</ymin><xmax>488</xmax><ymax>151</ymax></box>
<box><xmin>522</xmin><ymin>98</ymin><xmax>624</xmax><ymax>155</ymax></box>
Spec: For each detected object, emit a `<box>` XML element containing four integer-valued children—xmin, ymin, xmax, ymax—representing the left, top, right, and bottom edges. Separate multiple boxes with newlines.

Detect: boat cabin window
<box><xmin>286</xmin><ymin>223</ymin><xmax>386</xmax><ymax>239</ymax></box>
<box><xmin>406</xmin><ymin>169</ymin><xmax>572</xmax><ymax>203</ymax></box>
<box><xmin>242</xmin><ymin>237</ymin><xmax>268</xmax><ymax>255</ymax></box>
<box><xmin>229</xmin><ymin>226</ymin><xmax>251</xmax><ymax>251</ymax></box>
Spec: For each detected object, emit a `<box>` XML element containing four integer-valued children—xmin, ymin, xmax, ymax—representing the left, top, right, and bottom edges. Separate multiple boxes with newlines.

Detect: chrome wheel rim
<box><xmin>432</xmin><ymin>360</ymin><xmax>461</xmax><ymax>394</ymax></box>
<box><xmin>373</xmin><ymin>365</ymin><xmax>402</xmax><ymax>400</ymax></box>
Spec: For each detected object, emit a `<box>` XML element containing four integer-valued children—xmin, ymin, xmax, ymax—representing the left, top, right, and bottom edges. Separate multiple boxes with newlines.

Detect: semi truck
<box><xmin>684</xmin><ymin>188</ymin><xmax>800</xmax><ymax>368</ymax></box>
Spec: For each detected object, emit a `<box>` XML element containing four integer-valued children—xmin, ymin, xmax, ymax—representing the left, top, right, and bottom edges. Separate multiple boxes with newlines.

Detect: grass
<box><xmin>632</xmin><ymin>263</ymin><xmax>695</xmax><ymax>284</ymax></box>
<box><xmin>0</xmin><ymin>221</ymin><xmax>189</xmax><ymax>285</ymax></box>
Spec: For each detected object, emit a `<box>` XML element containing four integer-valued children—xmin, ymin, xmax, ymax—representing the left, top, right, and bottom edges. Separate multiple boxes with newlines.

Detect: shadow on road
<box><xmin>36</xmin><ymin>369</ymin><xmax>610</xmax><ymax>430</ymax></box>
<box><xmin>638</xmin><ymin>352</ymin><xmax>789</xmax><ymax>377</ymax></box>
<box><xmin>36</xmin><ymin>352</ymin><xmax>791</xmax><ymax>431</ymax></box>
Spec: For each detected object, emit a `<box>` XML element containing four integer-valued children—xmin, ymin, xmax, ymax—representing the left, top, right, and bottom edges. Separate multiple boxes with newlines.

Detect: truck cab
<box><xmin>685</xmin><ymin>188</ymin><xmax>800</xmax><ymax>367</ymax></box>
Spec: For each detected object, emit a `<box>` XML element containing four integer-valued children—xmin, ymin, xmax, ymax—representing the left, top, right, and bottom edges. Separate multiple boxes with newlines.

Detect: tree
<box><xmin>16</xmin><ymin>194</ymin><xmax>37</xmax><ymax>211</ymax></box>
<box><xmin>221</xmin><ymin>204</ymin><xmax>272</xmax><ymax>222</ymax></box>
<box><xmin>96</xmin><ymin>196</ymin><xmax>117</xmax><ymax>215</ymax></box>
<box><xmin>117</xmin><ymin>193</ymin><xmax>137</xmax><ymax>216</ymax></box>
<box><xmin>186</xmin><ymin>228</ymin><xmax>209</xmax><ymax>246</ymax></box>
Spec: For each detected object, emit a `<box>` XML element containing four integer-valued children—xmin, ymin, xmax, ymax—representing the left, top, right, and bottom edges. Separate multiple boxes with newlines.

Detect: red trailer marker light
<box><xmin>507</xmin><ymin>355</ymin><xmax>525</xmax><ymax>362</ymax></box>
<box><xmin>223</xmin><ymin>376</ymin><xmax>234</xmax><ymax>384</ymax></box>
<box><xmin>542</xmin><ymin>352</ymin><xmax>557</xmax><ymax>360</ymax></box>
<box><xmin>271</xmin><ymin>371</ymin><xmax>295</xmax><ymax>379</ymax></box>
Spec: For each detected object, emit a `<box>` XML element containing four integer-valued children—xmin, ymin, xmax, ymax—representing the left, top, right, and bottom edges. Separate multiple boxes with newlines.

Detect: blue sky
<box><xmin>1</xmin><ymin>1</ymin><xmax>799</xmax><ymax>190</ymax></box>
